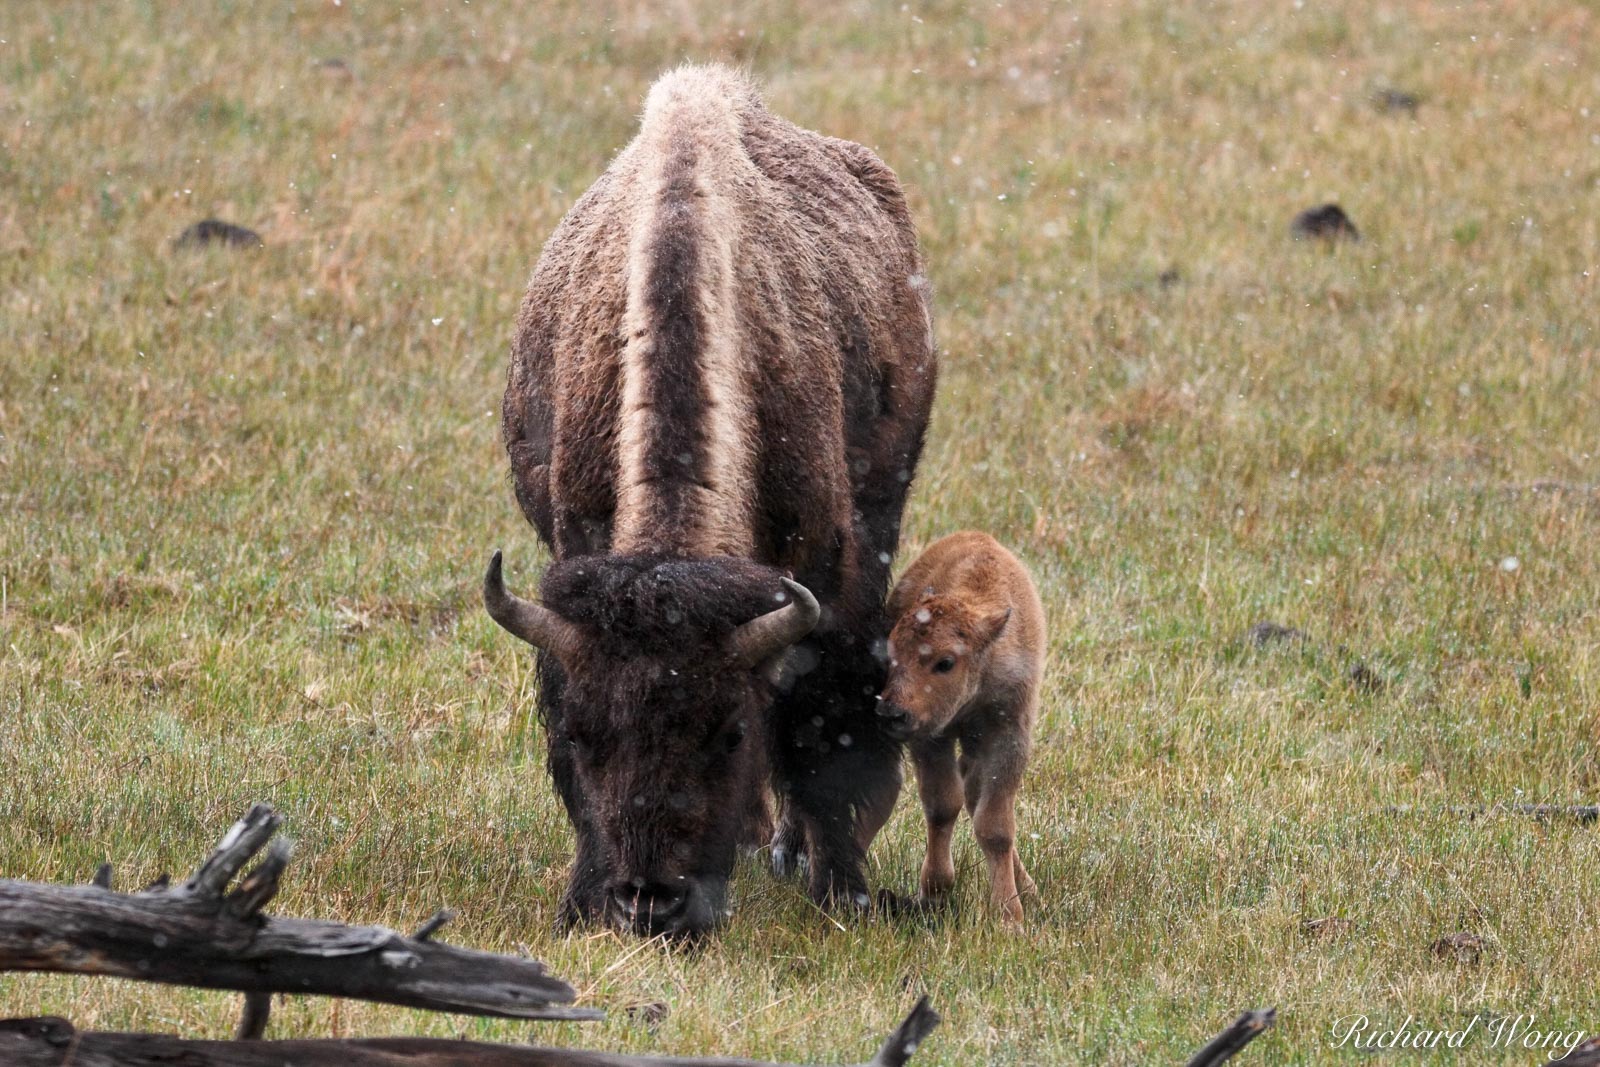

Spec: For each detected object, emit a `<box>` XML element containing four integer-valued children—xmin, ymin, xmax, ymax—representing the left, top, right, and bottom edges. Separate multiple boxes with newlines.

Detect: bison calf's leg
<box><xmin>970</xmin><ymin>777</ymin><xmax>1026</xmax><ymax>924</ymax></box>
<box><xmin>1014</xmin><ymin>850</ymin><xmax>1037</xmax><ymax>898</ymax></box>
<box><xmin>913</xmin><ymin>738</ymin><xmax>962</xmax><ymax>899</ymax></box>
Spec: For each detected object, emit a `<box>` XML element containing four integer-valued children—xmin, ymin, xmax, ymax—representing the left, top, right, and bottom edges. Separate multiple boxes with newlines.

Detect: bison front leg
<box><xmin>912</xmin><ymin>736</ymin><xmax>961</xmax><ymax>899</ymax></box>
<box><xmin>769</xmin><ymin>803</ymin><xmax>805</xmax><ymax>879</ymax></box>
<box><xmin>791</xmin><ymin>783</ymin><xmax>871</xmax><ymax>909</ymax></box>
<box><xmin>786</xmin><ymin>740</ymin><xmax>901</xmax><ymax>910</ymax></box>
<box><xmin>771</xmin><ymin>633</ymin><xmax>903</xmax><ymax>911</ymax></box>
<box><xmin>1014</xmin><ymin>849</ymin><xmax>1037</xmax><ymax>899</ymax></box>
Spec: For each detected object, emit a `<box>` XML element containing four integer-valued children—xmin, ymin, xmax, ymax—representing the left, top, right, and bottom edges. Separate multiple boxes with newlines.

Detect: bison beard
<box><xmin>490</xmin><ymin>65</ymin><xmax>936</xmax><ymax>936</ymax></box>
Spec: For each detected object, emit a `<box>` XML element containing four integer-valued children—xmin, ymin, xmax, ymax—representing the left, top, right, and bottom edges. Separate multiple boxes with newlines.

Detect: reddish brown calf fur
<box><xmin>879</xmin><ymin>532</ymin><xmax>1045</xmax><ymax>923</ymax></box>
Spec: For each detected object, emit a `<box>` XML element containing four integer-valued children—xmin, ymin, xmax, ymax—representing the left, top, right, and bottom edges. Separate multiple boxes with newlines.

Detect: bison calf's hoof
<box><xmin>919</xmin><ymin>862</ymin><xmax>956</xmax><ymax>900</ymax></box>
<box><xmin>994</xmin><ymin>892</ymin><xmax>1025</xmax><ymax>927</ymax></box>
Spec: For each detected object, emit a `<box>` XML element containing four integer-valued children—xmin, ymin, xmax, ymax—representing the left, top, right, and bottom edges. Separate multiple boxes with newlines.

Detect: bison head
<box><xmin>484</xmin><ymin>550</ymin><xmax>818</xmax><ymax>937</ymax></box>
<box><xmin>878</xmin><ymin>590</ymin><xmax>1011</xmax><ymax>740</ymax></box>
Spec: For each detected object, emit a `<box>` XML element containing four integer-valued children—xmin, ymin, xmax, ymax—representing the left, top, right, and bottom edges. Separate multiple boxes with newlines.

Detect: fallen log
<box><xmin>1184</xmin><ymin>1009</ymin><xmax>1276</xmax><ymax>1067</ymax></box>
<box><xmin>0</xmin><ymin>804</ymin><xmax>598</xmax><ymax>1025</ymax></box>
<box><xmin>0</xmin><ymin>999</ymin><xmax>938</xmax><ymax>1067</ymax></box>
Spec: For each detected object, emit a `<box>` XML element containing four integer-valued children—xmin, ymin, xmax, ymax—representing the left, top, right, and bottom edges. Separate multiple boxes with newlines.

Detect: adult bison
<box><xmin>485</xmin><ymin>65</ymin><xmax>936</xmax><ymax>937</ymax></box>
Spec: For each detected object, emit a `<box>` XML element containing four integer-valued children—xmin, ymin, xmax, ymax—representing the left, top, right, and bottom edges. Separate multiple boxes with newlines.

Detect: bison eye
<box><xmin>723</xmin><ymin>719</ymin><xmax>748</xmax><ymax>753</ymax></box>
<box><xmin>932</xmin><ymin>656</ymin><xmax>956</xmax><ymax>674</ymax></box>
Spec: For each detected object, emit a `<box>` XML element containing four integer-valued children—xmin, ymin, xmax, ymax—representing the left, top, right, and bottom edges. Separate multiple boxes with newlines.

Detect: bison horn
<box><xmin>726</xmin><ymin>578</ymin><xmax>821</xmax><ymax>669</ymax></box>
<box><xmin>483</xmin><ymin>550</ymin><xmax>584</xmax><ymax>661</ymax></box>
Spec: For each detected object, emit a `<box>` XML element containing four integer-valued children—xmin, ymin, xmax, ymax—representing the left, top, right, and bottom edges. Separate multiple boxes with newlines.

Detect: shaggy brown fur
<box><xmin>496</xmin><ymin>65</ymin><xmax>936</xmax><ymax>933</ymax></box>
<box><xmin>879</xmin><ymin>532</ymin><xmax>1045</xmax><ymax>924</ymax></box>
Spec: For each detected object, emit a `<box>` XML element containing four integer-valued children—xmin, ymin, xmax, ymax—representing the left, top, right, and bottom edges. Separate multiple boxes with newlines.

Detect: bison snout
<box><xmin>610</xmin><ymin>881</ymin><xmax>685</xmax><ymax>918</ymax></box>
<box><xmin>876</xmin><ymin>700</ymin><xmax>916</xmax><ymax>740</ymax></box>
<box><xmin>607</xmin><ymin>879</ymin><xmax>719</xmax><ymax>937</ymax></box>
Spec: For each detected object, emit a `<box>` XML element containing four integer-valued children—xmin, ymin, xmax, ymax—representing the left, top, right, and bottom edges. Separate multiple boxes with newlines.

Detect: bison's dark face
<box><xmin>484</xmin><ymin>551</ymin><xmax>818</xmax><ymax>938</ymax></box>
<box><xmin>557</xmin><ymin>655</ymin><xmax>767</xmax><ymax>934</ymax></box>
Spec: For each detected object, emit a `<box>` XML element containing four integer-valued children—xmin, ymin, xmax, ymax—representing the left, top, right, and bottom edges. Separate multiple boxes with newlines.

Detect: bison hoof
<box><xmin>875</xmin><ymin>887</ymin><xmax>916</xmax><ymax>915</ymax></box>
<box><xmin>771</xmin><ymin>844</ymin><xmax>809</xmax><ymax>879</ymax></box>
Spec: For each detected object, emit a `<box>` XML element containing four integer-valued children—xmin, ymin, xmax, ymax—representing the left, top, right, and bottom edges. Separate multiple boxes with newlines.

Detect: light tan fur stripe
<box><xmin>614</xmin><ymin>66</ymin><xmax>759</xmax><ymax>557</ymax></box>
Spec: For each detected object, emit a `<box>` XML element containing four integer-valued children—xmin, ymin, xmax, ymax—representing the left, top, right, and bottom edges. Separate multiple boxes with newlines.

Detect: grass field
<box><xmin>3</xmin><ymin>2</ymin><xmax>1599</xmax><ymax>1062</ymax></box>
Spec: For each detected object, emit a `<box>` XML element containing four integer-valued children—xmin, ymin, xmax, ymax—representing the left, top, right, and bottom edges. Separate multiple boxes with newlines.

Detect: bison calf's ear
<box><xmin>976</xmin><ymin>607</ymin><xmax>1013</xmax><ymax>648</ymax></box>
<box><xmin>483</xmin><ymin>550</ymin><xmax>585</xmax><ymax>661</ymax></box>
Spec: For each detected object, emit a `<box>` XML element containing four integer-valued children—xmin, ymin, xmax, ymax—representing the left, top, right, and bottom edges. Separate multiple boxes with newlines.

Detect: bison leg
<box><xmin>971</xmin><ymin>787</ymin><xmax>1024</xmax><ymax>924</ymax></box>
<box><xmin>912</xmin><ymin>736</ymin><xmax>961</xmax><ymax>899</ymax></box>
<box><xmin>769</xmin><ymin>803</ymin><xmax>806</xmax><ymax>879</ymax></box>
<box><xmin>767</xmin><ymin>774</ymin><xmax>891</xmax><ymax>883</ymax></box>
<box><xmin>854</xmin><ymin>750</ymin><xmax>903</xmax><ymax>853</ymax></box>
<box><xmin>788</xmin><ymin>733</ymin><xmax>903</xmax><ymax>909</ymax></box>
<box><xmin>796</xmin><ymin>801</ymin><xmax>869</xmax><ymax>908</ymax></box>
<box><xmin>1014</xmin><ymin>849</ymin><xmax>1038</xmax><ymax>898</ymax></box>
<box><xmin>740</xmin><ymin>792</ymin><xmax>776</xmax><ymax>856</ymax></box>
<box><xmin>772</xmin><ymin>631</ymin><xmax>903</xmax><ymax>909</ymax></box>
<box><xmin>964</xmin><ymin>748</ymin><xmax>1028</xmax><ymax>925</ymax></box>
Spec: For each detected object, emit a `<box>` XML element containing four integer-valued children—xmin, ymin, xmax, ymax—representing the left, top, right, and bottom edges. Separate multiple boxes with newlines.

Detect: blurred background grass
<box><xmin>2</xmin><ymin>2</ymin><xmax>1598</xmax><ymax>1062</ymax></box>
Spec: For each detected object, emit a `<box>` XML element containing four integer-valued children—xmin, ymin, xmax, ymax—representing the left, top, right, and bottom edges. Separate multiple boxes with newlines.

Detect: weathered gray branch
<box><xmin>1184</xmin><ymin>1009</ymin><xmax>1276</xmax><ymax>1067</ymax></box>
<box><xmin>412</xmin><ymin>907</ymin><xmax>456</xmax><ymax>942</ymax></box>
<box><xmin>866</xmin><ymin>996</ymin><xmax>938</xmax><ymax>1067</ymax></box>
<box><xmin>235</xmin><ymin>992</ymin><xmax>271</xmax><ymax>1040</ymax></box>
<box><xmin>0</xmin><ymin>1005</ymin><xmax>937</xmax><ymax>1067</ymax></box>
<box><xmin>183</xmin><ymin>803</ymin><xmax>283</xmax><ymax>897</ymax></box>
<box><xmin>0</xmin><ymin>803</ymin><xmax>598</xmax><ymax>1023</ymax></box>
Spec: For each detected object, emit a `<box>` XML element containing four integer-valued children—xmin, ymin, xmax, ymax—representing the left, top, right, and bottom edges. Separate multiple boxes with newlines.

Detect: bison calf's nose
<box><xmin>876</xmin><ymin>701</ymin><xmax>915</xmax><ymax>739</ymax></box>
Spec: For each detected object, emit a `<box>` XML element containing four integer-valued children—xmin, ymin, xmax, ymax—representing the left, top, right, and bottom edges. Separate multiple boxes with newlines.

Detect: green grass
<box><xmin>3</xmin><ymin>2</ymin><xmax>1598</xmax><ymax>1063</ymax></box>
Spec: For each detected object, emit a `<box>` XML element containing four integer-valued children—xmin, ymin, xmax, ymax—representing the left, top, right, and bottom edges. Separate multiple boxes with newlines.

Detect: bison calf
<box><xmin>878</xmin><ymin>532</ymin><xmax>1045</xmax><ymax>923</ymax></box>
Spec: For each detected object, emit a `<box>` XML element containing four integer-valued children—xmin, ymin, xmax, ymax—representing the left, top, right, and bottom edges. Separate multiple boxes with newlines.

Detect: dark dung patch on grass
<box><xmin>1346</xmin><ymin>660</ymin><xmax>1388</xmax><ymax>694</ymax></box>
<box><xmin>1291</xmin><ymin>203</ymin><xmax>1360</xmax><ymax>242</ymax></box>
<box><xmin>1373</xmin><ymin>87</ymin><xmax>1421</xmax><ymax>114</ymax></box>
<box><xmin>174</xmin><ymin>218</ymin><xmax>263</xmax><ymax>250</ymax></box>
<box><xmin>1246</xmin><ymin>621</ymin><xmax>1308</xmax><ymax>648</ymax></box>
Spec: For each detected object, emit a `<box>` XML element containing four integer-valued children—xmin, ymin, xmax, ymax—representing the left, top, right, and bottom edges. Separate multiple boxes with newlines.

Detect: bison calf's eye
<box><xmin>723</xmin><ymin>720</ymin><xmax>748</xmax><ymax>753</ymax></box>
<box><xmin>933</xmin><ymin>657</ymin><xmax>956</xmax><ymax>674</ymax></box>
